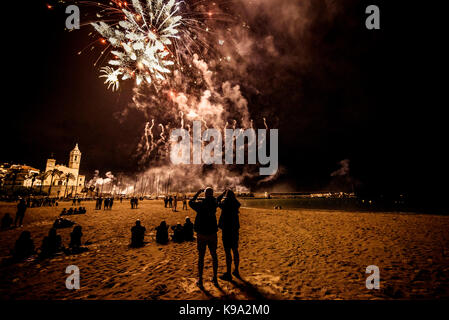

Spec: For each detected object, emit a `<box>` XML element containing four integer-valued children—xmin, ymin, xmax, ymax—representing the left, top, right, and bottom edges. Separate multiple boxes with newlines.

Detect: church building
<box><xmin>42</xmin><ymin>144</ymin><xmax>86</xmax><ymax>195</ymax></box>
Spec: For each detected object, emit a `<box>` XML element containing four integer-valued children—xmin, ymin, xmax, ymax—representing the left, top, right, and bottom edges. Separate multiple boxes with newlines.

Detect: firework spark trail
<box><xmin>179</xmin><ymin>111</ymin><xmax>184</xmax><ymax>129</ymax></box>
<box><xmin>149</xmin><ymin>119</ymin><xmax>155</xmax><ymax>149</ymax></box>
<box><xmin>144</xmin><ymin>121</ymin><xmax>151</xmax><ymax>151</ymax></box>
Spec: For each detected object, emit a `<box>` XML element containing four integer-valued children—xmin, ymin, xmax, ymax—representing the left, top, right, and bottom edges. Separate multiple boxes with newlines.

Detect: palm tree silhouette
<box><xmin>62</xmin><ymin>173</ymin><xmax>76</xmax><ymax>198</ymax></box>
<box><xmin>37</xmin><ymin>171</ymin><xmax>50</xmax><ymax>194</ymax></box>
<box><xmin>27</xmin><ymin>172</ymin><xmax>40</xmax><ymax>191</ymax></box>
<box><xmin>46</xmin><ymin>169</ymin><xmax>63</xmax><ymax>196</ymax></box>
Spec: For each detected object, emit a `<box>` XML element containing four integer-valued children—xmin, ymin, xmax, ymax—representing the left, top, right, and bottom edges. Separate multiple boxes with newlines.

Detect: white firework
<box><xmin>92</xmin><ymin>0</ymin><xmax>182</xmax><ymax>90</ymax></box>
<box><xmin>99</xmin><ymin>66</ymin><xmax>121</xmax><ymax>91</ymax></box>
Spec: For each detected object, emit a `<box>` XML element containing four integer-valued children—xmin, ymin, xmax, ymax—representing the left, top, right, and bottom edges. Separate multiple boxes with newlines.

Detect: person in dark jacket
<box><xmin>12</xmin><ymin>231</ymin><xmax>35</xmax><ymax>260</ymax></box>
<box><xmin>217</xmin><ymin>189</ymin><xmax>241</xmax><ymax>280</ymax></box>
<box><xmin>171</xmin><ymin>223</ymin><xmax>184</xmax><ymax>243</ymax></box>
<box><xmin>131</xmin><ymin>220</ymin><xmax>146</xmax><ymax>247</ymax></box>
<box><xmin>70</xmin><ymin>226</ymin><xmax>83</xmax><ymax>250</ymax></box>
<box><xmin>1</xmin><ymin>213</ymin><xmax>13</xmax><ymax>230</ymax></box>
<box><xmin>39</xmin><ymin>228</ymin><xmax>63</xmax><ymax>258</ymax></box>
<box><xmin>156</xmin><ymin>221</ymin><xmax>169</xmax><ymax>244</ymax></box>
<box><xmin>189</xmin><ymin>187</ymin><xmax>219</xmax><ymax>286</ymax></box>
<box><xmin>14</xmin><ymin>198</ymin><xmax>27</xmax><ymax>227</ymax></box>
<box><xmin>183</xmin><ymin>217</ymin><xmax>194</xmax><ymax>241</ymax></box>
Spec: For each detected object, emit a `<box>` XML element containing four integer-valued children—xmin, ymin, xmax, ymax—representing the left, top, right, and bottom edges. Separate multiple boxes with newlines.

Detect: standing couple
<box><xmin>189</xmin><ymin>187</ymin><xmax>241</xmax><ymax>287</ymax></box>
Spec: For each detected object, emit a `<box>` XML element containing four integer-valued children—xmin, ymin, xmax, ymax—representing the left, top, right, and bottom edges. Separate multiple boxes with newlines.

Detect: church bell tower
<box><xmin>69</xmin><ymin>143</ymin><xmax>81</xmax><ymax>170</ymax></box>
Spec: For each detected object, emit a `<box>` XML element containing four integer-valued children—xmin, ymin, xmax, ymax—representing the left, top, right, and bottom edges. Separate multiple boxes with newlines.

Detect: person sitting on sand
<box><xmin>70</xmin><ymin>226</ymin><xmax>83</xmax><ymax>249</ymax></box>
<box><xmin>130</xmin><ymin>220</ymin><xmax>146</xmax><ymax>247</ymax></box>
<box><xmin>11</xmin><ymin>231</ymin><xmax>35</xmax><ymax>260</ymax></box>
<box><xmin>189</xmin><ymin>188</ymin><xmax>219</xmax><ymax>287</ymax></box>
<box><xmin>183</xmin><ymin>217</ymin><xmax>194</xmax><ymax>241</ymax></box>
<box><xmin>155</xmin><ymin>221</ymin><xmax>169</xmax><ymax>244</ymax></box>
<box><xmin>79</xmin><ymin>207</ymin><xmax>86</xmax><ymax>214</ymax></box>
<box><xmin>171</xmin><ymin>223</ymin><xmax>184</xmax><ymax>243</ymax></box>
<box><xmin>217</xmin><ymin>189</ymin><xmax>241</xmax><ymax>281</ymax></box>
<box><xmin>67</xmin><ymin>226</ymin><xmax>88</xmax><ymax>254</ymax></box>
<box><xmin>68</xmin><ymin>208</ymin><xmax>74</xmax><ymax>215</ymax></box>
<box><xmin>74</xmin><ymin>208</ymin><xmax>79</xmax><ymax>215</ymax></box>
<box><xmin>39</xmin><ymin>228</ymin><xmax>63</xmax><ymax>258</ymax></box>
<box><xmin>1</xmin><ymin>213</ymin><xmax>13</xmax><ymax>230</ymax></box>
<box><xmin>53</xmin><ymin>217</ymin><xmax>75</xmax><ymax>229</ymax></box>
<box><xmin>60</xmin><ymin>208</ymin><xmax>68</xmax><ymax>216</ymax></box>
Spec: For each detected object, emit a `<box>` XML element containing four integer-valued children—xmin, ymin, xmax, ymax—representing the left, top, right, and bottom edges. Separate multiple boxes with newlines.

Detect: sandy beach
<box><xmin>0</xmin><ymin>200</ymin><xmax>448</xmax><ymax>300</ymax></box>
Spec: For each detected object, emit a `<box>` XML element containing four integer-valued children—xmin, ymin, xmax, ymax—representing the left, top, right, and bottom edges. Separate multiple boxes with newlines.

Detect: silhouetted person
<box><xmin>109</xmin><ymin>197</ymin><xmax>114</xmax><ymax>209</ymax></box>
<box><xmin>168</xmin><ymin>196</ymin><xmax>173</xmax><ymax>208</ymax></box>
<box><xmin>1</xmin><ymin>213</ymin><xmax>13</xmax><ymax>230</ymax></box>
<box><xmin>69</xmin><ymin>226</ymin><xmax>83</xmax><ymax>250</ymax></box>
<box><xmin>40</xmin><ymin>228</ymin><xmax>63</xmax><ymax>258</ymax></box>
<box><xmin>72</xmin><ymin>198</ymin><xmax>77</xmax><ymax>206</ymax></box>
<box><xmin>53</xmin><ymin>217</ymin><xmax>75</xmax><ymax>229</ymax></box>
<box><xmin>12</xmin><ymin>231</ymin><xmax>35</xmax><ymax>260</ymax></box>
<box><xmin>61</xmin><ymin>208</ymin><xmax>68</xmax><ymax>216</ymax></box>
<box><xmin>171</xmin><ymin>223</ymin><xmax>184</xmax><ymax>243</ymax></box>
<box><xmin>14</xmin><ymin>198</ymin><xmax>27</xmax><ymax>227</ymax></box>
<box><xmin>183</xmin><ymin>217</ymin><xmax>194</xmax><ymax>241</ymax></box>
<box><xmin>104</xmin><ymin>198</ymin><xmax>110</xmax><ymax>210</ymax></box>
<box><xmin>182</xmin><ymin>196</ymin><xmax>188</xmax><ymax>210</ymax></box>
<box><xmin>155</xmin><ymin>221</ymin><xmax>169</xmax><ymax>244</ymax></box>
<box><xmin>173</xmin><ymin>195</ymin><xmax>178</xmax><ymax>212</ymax></box>
<box><xmin>96</xmin><ymin>197</ymin><xmax>103</xmax><ymax>210</ymax></box>
<box><xmin>164</xmin><ymin>196</ymin><xmax>168</xmax><ymax>208</ymax></box>
<box><xmin>189</xmin><ymin>187</ymin><xmax>219</xmax><ymax>286</ymax></box>
<box><xmin>217</xmin><ymin>189</ymin><xmax>241</xmax><ymax>280</ymax></box>
<box><xmin>130</xmin><ymin>220</ymin><xmax>146</xmax><ymax>247</ymax></box>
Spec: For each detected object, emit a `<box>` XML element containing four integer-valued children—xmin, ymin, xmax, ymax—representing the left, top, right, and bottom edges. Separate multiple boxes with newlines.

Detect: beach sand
<box><xmin>0</xmin><ymin>200</ymin><xmax>448</xmax><ymax>300</ymax></box>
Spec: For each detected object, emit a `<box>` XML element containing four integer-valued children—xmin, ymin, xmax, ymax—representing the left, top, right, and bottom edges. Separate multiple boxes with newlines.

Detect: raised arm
<box><xmin>189</xmin><ymin>189</ymin><xmax>204</xmax><ymax>211</ymax></box>
<box><xmin>216</xmin><ymin>190</ymin><xmax>227</xmax><ymax>207</ymax></box>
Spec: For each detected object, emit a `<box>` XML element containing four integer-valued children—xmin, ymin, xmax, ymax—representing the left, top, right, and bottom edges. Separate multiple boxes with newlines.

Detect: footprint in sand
<box><xmin>154</xmin><ymin>259</ymin><xmax>170</xmax><ymax>270</ymax></box>
<box><xmin>180</xmin><ymin>277</ymin><xmax>201</xmax><ymax>294</ymax></box>
<box><xmin>246</xmin><ymin>273</ymin><xmax>285</xmax><ymax>295</ymax></box>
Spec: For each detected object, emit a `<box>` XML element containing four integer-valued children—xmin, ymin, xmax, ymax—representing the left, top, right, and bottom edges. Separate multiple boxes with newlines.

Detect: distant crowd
<box><xmin>1</xmin><ymin>187</ymin><xmax>242</xmax><ymax>286</ymax></box>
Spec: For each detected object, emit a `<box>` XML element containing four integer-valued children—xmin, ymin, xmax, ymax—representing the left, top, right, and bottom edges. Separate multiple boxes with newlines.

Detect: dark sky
<box><xmin>1</xmin><ymin>1</ymin><xmax>446</xmax><ymax>196</ymax></box>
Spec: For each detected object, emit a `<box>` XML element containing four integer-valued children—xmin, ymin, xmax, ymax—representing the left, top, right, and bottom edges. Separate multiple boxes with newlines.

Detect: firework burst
<box><xmin>91</xmin><ymin>0</ymin><xmax>186</xmax><ymax>91</ymax></box>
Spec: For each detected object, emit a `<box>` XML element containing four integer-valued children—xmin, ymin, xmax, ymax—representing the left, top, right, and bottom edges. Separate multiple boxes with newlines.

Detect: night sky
<box><xmin>1</xmin><ymin>1</ymin><xmax>446</xmax><ymax>199</ymax></box>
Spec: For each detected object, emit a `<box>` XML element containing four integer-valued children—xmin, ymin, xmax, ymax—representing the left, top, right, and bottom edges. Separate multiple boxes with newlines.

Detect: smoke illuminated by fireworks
<box><xmin>68</xmin><ymin>0</ymin><xmax>281</xmax><ymax>192</ymax></box>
